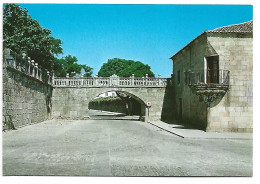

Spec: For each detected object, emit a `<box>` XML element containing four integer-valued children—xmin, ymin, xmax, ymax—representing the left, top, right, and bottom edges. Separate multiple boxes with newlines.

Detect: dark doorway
<box><xmin>207</xmin><ymin>56</ymin><xmax>219</xmax><ymax>84</ymax></box>
<box><xmin>179</xmin><ymin>98</ymin><xmax>182</xmax><ymax>120</ymax></box>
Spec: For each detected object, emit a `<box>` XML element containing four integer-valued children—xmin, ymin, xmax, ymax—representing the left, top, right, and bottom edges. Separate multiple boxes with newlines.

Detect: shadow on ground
<box><xmin>162</xmin><ymin>119</ymin><xmax>205</xmax><ymax>131</ymax></box>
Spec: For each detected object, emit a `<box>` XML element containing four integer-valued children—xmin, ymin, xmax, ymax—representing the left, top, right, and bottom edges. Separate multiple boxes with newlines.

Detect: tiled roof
<box><xmin>207</xmin><ymin>20</ymin><xmax>253</xmax><ymax>33</ymax></box>
<box><xmin>170</xmin><ymin>20</ymin><xmax>253</xmax><ymax>60</ymax></box>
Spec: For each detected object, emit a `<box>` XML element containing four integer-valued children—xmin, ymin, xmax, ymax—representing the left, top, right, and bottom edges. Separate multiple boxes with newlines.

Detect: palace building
<box><xmin>170</xmin><ymin>20</ymin><xmax>253</xmax><ymax>132</ymax></box>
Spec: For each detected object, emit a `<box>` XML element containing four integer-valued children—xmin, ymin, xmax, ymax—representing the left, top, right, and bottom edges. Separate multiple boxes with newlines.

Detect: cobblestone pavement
<box><xmin>3</xmin><ymin>111</ymin><xmax>253</xmax><ymax>176</ymax></box>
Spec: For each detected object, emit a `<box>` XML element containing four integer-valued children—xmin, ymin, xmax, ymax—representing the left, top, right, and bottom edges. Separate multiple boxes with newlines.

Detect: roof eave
<box><xmin>170</xmin><ymin>31</ymin><xmax>207</xmax><ymax>61</ymax></box>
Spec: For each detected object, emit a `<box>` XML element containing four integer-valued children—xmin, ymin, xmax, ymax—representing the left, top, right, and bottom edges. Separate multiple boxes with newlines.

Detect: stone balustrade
<box><xmin>53</xmin><ymin>74</ymin><xmax>168</xmax><ymax>88</ymax></box>
<box><xmin>4</xmin><ymin>49</ymin><xmax>53</xmax><ymax>85</ymax></box>
<box><xmin>4</xmin><ymin>49</ymin><xmax>169</xmax><ymax>88</ymax></box>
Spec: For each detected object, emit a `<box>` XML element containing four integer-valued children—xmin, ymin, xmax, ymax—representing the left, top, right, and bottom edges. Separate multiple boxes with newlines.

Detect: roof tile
<box><xmin>208</xmin><ymin>20</ymin><xmax>253</xmax><ymax>33</ymax></box>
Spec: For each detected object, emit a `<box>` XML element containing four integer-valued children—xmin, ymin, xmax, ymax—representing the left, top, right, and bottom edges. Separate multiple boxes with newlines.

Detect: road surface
<box><xmin>2</xmin><ymin>110</ymin><xmax>252</xmax><ymax>176</ymax></box>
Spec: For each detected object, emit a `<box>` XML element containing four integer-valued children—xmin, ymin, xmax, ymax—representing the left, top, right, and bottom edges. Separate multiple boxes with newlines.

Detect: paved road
<box><xmin>3</xmin><ymin>110</ymin><xmax>252</xmax><ymax>176</ymax></box>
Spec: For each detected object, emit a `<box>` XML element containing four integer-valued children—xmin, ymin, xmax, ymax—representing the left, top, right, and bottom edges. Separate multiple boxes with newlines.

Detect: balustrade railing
<box><xmin>4</xmin><ymin>49</ymin><xmax>53</xmax><ymax>84</ymax></box>
<box><xmin>187</xmin><ymin>69</ymin><xmax>230</xmax><ymax>85</ymax></box>
<box><xmin>4</xmin><ymin>49</ymin><xmax>168</xmax><ymax>88</ymax></box>
<box><xmin>53</xmin><ymin>74</ymin><xmax>168</xmax><ymax>87</ymax></box>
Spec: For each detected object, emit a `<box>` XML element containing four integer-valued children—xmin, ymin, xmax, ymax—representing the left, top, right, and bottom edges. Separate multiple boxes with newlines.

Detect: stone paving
<box><xmin>2</xmin><ymin>111</ymin><xmax>253</xmax><ymax>176</ymax></box>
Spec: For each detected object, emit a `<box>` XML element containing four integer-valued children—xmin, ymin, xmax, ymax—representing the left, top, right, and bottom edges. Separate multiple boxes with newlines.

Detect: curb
<box><xmin>148</xmin><ymin>121</ymin><xmax>184</xmax><ymax>138</ymax></box>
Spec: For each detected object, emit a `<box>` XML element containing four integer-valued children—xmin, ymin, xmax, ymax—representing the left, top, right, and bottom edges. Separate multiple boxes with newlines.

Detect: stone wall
<box><xmin>2</xmin><ymin>51</ymin><xmax>52</xmax><ymax>129</ymax></box>
<box><xmin>172</xmin><ymin>34</ymin><xmax>208</xmax><ymax>130</ymax></box>
<box><xmin>52</xmin><ymin>87</ymin><xmax>167</xmax><ymax>121</ymax></box>
<box><xmin>206</xmin><ymin>34</ymin><xmax>253</xmax><ymax>132</ymax></box>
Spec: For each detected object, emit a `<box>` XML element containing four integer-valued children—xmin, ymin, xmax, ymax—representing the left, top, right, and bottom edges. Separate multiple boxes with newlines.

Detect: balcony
<box><xmin>187</xmin><ymin>69</ymin><xmax>230</xmax><ymax>107</ymax></box>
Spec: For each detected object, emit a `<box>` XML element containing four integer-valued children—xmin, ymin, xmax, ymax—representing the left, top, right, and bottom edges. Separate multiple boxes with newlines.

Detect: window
<box><xmin>206</xmin><ymin>56</ymin><xmax>219</xmax><ymax>84</ymax></box>
<box><xmin>105</xmin><ymin>92</ymin><xmax>108</xmax><ymax>97</ymax></box>
<box><xmin>177</xmin><ymin>70</ymin><xmax>181</xmax><ymax>84</ymax></box>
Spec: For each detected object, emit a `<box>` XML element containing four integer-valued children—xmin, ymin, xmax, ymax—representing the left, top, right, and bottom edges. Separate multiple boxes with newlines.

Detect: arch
<box><xmin>52</xmin><ymin>87</ymin><xmax>166</xmax><ymax>122</ymax></box>
<box><xmin>87</xmin><ymin>88</ymin><xmax>147</xmax><ymax>105</ymax></box>
<box><xmin>87</xmin><ymin>88</ymin><xmax>147</xmax><ymax>120</ymax></box>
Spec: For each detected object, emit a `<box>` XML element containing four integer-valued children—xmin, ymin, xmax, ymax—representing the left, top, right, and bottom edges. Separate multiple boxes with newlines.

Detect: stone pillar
<box><xmin>31</xmin><ymin>60</ymin><xmax>35</xmax><ymax>77</ymax></box>
<box><xmin>145</xmin><ymin>74</ymin><xmax>148</xmax><ymax>86</ymax></box>
<box><xmin>131</xmin><ymin>74</ymin><xmax>135</xmax><ymax>86</ymax></box>
<box><xmin>204</xmin><ymin>57</ymin><xmax>207</xmax><ymax>84</ymax></box>
<box><xmin>52</xmin><ymin>73</ymin><xmax>55</xmax><ymax>85</ymax></box>
<box><xmin>94</xmin><ymin>74</ymin><xmax>98</xmax><ymax>86</ymax></box>
<box><xmin>109</xmin><ymin>75</ymin><xmax>112</xmax><ymax>86</ymax></box>
<box><xmin>158</xmin><ymin>74</ymin><xmax>161</xmax><ymax>86</ymax></box>
<box><xmin>39</xmin><ymin>68</ymin><xmax>42</xmax><ymax>81</ymax></box>
<box><xmin>22</xmin><ymin>53</ymin><xmax>26</xmax><ymax>59</ymax></box>
<box><xmin>81</xmin><ymin>74</ymin><xmax>84</xmax><ymax>86</ymax></box>
<box><xmin>35</xmin><ymin>63</ymin><xmax>38</xmax><ymax>79</ymax></box>
<box><xmin>27</xmin><ymin>57</ymin><xmax>31</xmax><ymax>75</ymax></box>
<box><xmin>47</xmin><ymin>71</ymin><xmax>50</xmax><ymax>84</ymax></box>
<box><xmin>22</xmin><ymin>53</ymin><xmax>26</xmax><ymax>71</ymax></box>
<box><xmin>66</xmin><ymin>73</ymin><xmax>69</xmax><ymax>86</ymax></box>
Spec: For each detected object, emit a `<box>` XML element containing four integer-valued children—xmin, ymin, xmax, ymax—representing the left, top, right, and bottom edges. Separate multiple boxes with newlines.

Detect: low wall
<box><xmin>2</xmin><ymin>49</ymin><xmax>53</xmax><ymax>129</ymax></box>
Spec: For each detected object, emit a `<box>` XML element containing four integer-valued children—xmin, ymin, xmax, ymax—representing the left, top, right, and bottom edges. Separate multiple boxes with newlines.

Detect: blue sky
<box><xmin>18</xmin><ymin>4</ymin><xmax>252</xmax><ymax>77</ymax></box>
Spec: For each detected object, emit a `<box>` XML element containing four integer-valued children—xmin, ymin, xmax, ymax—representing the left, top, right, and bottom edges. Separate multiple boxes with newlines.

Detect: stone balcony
<box><xmin>187</xmin><ymin>69</ymin><xmax>230</xmax><ymax>106</ymax></box>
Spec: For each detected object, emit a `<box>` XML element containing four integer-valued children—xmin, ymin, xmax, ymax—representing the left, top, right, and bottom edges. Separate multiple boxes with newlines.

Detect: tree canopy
<box><xmin>98</xmin><ymin>58</ymin><xmax>155</xmax><ymax>77</ymax></box>
<box><xmin>3</xmin><ymin>4</ymin><xmax>63</xmax><ymax>70</ymax></box>
<box><xmin>53</xmin><ymin>55</ymin><xmax>93</xmax><ymax>77</ymax></box>
<box><xmin>3</xmin><ymin>4</ymin><xmax>93</xmax><ymax>77</ymax></box>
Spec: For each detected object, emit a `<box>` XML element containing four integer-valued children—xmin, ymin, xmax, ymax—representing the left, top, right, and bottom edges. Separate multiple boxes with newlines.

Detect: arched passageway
<box><xmin>52</xmin><ymin>87</ymin><xmax>167</xmax><ymax>122</ymax></box>
<box><xmin>88</xmin><ymin>90</ymin><xmax>146</xmax><ymax>121</ymax></box>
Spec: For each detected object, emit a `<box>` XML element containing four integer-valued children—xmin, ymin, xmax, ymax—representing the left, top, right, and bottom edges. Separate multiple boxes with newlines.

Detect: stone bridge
<box><xmin>52</xmin><ymin>75</ymin><xmax>172</xmax><ymax>121</ymax></box>
<box><xmin>3</xmin><ymin>49</ymin><xmax>173</xmax><ymax>129</ymax></box>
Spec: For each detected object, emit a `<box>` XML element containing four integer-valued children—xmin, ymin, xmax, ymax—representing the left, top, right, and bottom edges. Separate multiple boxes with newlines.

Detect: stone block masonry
<box><xmin>52</xmin><ymin>87</ymin><xmax>168</xmax><ymax>122</ymax></box>
<box><xmin>2</xmin><ymin>48</ymin><xmax>173</xmax><ymax>129</ymax></box>
<box><xmin>206</xmin><ymin>36</ymin><xmax>253</xmax><ymax>132</ymax></box>
<box><xmin>2</xmin><ymin>49</ymin><xmax>53</xmax><ymax>129</ymax></box>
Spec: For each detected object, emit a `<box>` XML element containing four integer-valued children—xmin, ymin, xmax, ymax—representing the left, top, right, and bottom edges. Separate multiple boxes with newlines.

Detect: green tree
<box><xmin>53</xmin><ymin>55</ymin><xmax>93</xmax><ymax>77</ymax></box>
<box><xmin>3</xmin><ymin>4</ymin><xmax>63</xmax><ymax>71</ymax></box>
<box><xmin>98</xmin><ymin>58</ymin><xmax>155</xmax><ymax>77</ymax></box>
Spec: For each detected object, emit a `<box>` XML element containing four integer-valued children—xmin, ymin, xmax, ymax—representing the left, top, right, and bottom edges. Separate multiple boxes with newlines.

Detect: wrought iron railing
<box><xmin>187</xmin><ymin>69</ymin><xmax>230</xmax><ymax>85</ymax></box>
<box><xmin>53</xmin><ymin>74</ymin><xmax>168</xmax><ymax>87</ymax></box>
<box><xmin>4</xmin><ymin>49</ymin><xmax>53</xmax><ymax>84</ymax></box>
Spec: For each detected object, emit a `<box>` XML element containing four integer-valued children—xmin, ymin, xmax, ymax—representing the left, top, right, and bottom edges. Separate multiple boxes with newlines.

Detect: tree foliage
<box><xmin>53</xmin><ymin>55</ymin><xmax>93</xmax><ymax>77</ymax></box>
<box><xmin>98</xmin><ymin>58</ymin><xmax>155</xmax><ymax>77</ymax></box>
<box><xmin>3</xmin><ymin>4</ymin><xmax>63</xmax><ymax>70</ymax></box>
<box><xmin>3</xmin><ymin>4</ymin><xmax>93</xmax><ymax>76</ymax></box>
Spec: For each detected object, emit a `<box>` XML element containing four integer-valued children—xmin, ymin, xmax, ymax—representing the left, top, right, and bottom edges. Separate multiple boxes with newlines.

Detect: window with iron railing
<box><xmin>188</xmin><ymin>69</ymin><xmax>230</xmax><ymax>85</ymax></box>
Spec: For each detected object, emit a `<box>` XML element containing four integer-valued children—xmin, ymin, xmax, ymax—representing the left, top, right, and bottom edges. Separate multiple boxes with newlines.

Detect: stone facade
<box><xmin>170</xmin><ymin>21</ymin><xmax>253</xmax><ymax>132</ymax></box>
<box><xmin>52</xmin><ymin>87</ymin><xmax>168</xmax><ymax>121</ymax></box>
<box><xmin>206</xmin><ymin>34</ymin><xmax>253</xmax><ymax>132</ymax></box>
<box><xmin>2</xmin><ymin>50</ymin><xmax>53</xmax><ymax>129</ymax></box>
<box><xmin>171</xmin><ymin>34</ymin><xmax>208</xmax><ymax>130</ymax></box>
